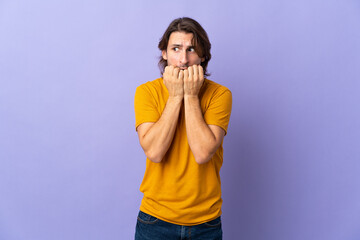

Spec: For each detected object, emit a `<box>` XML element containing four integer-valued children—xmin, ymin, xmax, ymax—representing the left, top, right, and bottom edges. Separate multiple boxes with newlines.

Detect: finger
<box><xmin>169</xmin><ymin>65</ymin><xmax>174</xmax><ymax>74</ymax></box>
<box><xmin>198</xmin><ymin>65</ymin><xmax>204</xmax><ymax>80</ymax></box>
<box><xmin>178</xmin><ymin>70</ymin><xmax>184</xmax><ymax>80</ymax></box>
<box><xmin>193</xmin><ymin>65</ymin><xmax>198</xmax><ymax>79</ymax></box>
<box><xmin>183</xmin><ymin>69</ymin><xmax>189</xmax><ymax>81</ymax></box>
<box><xmin>188</xmin><ymin>66</ymin><xmax>193</xmax><ymax>79</ymax></box>
<box><xmin>173</xmin><ymin>67</ymin><xmax>180</xmax><ymax>78</ymax></box>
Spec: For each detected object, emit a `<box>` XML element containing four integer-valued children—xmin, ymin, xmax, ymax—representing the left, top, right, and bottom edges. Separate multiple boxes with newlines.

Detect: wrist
<box><xmin>168</xmin><ymin>95</ymin><xmax>183</xmax><ymax>103</ymax></box>
<box><xmin>184</xmin><ymin>95</ymin><xmax>200</xmax><ymax>105</ymax></box>
<box><xmin>184</xmin><ymin>94</ymin><xmax>199</xmax><ymax>99</ymax></box>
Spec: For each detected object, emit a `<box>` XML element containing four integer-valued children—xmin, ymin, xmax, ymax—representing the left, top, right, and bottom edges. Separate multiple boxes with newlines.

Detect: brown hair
<box><xmin>158</xmin><ymin>17</ymin><xmax>212</xmax><ymax>76</ymax></box>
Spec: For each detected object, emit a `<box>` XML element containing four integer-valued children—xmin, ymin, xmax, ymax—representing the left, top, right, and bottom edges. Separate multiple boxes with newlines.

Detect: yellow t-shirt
<box><xmin>134</xmin><ymin>78</ymin><xmax>232</xmax><ymax>226</ymax></box>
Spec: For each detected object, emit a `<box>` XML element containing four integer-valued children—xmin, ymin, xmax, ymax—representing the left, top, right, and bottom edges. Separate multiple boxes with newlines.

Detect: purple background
<box><xmin>1</xmin><ymin>0</ymin><xmax>360</xmax><ymax>239</ymax></box>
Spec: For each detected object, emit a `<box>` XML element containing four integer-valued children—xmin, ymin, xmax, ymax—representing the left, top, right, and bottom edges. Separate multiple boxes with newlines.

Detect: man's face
<box><xmin>162</xmin><ymin>31</ymin><xmax>204</xmax><ymax>70</ymax></box>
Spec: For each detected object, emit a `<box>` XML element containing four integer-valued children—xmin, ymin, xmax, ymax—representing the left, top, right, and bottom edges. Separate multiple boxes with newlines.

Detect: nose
<box><xmin>179</xmin><ymin>50</ymin><xmax>188</xmax><ymax>65</ymax></box>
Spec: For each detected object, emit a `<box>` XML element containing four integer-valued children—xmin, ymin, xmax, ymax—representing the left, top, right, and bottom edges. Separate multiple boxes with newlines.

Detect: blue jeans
<box><xmin>135</xmin><ymin>211</ymin><xmax>222</xmax><ymax>240</ymax></box>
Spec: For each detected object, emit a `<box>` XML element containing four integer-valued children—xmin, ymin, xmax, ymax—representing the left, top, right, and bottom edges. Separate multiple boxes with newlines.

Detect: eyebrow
<box><xmin>170</xmin><ymin>44</ymin><xmax>195</xmax><ymax>48</ymax></box>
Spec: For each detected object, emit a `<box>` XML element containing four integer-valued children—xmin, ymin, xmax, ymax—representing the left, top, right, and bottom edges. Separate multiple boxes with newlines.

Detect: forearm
<box><xmin>184</xmin><ymin>95</ymin><xmax>220</xmax><ymax>164</ymax></box>
<box><xmin>139</xmin><ymin>97</ymin><xmax>182</xmax><ymax>162</ymax></box>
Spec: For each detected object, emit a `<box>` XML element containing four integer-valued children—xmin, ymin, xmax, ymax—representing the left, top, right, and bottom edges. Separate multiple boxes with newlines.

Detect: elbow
<box><xmin>145</xmin><ymin>150</ymin><xmax>164</xmax><ymax>163</ymax></box>
<box><xmin>193</xmin><ymin>143</ymin><xmax>219</xmax><ymax>164</ymax></box>
<box><xmin>193</xmin><ymin>152</ymin><xmax>213</xmax><ymax>165</ymax></box>
<box><xmin>192</xmin><ymin>142</ymin><xmax>220</xmax><ymax>165</ymax></box>
<box><xmin>140</xmin><ymin>141</ymin><xmax>164</xmax><ymax>163</ymax></box>
<box><xmin>195</xmin><ymin>158</ymin><xmax>209</xmax><ymax>165</ymax></box>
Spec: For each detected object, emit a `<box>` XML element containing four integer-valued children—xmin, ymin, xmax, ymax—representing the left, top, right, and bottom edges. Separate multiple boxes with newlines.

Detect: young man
<box><xmin>134</xmin><ymin>17</ymin><xmax>232</xmax><ymax>240</ymax></box>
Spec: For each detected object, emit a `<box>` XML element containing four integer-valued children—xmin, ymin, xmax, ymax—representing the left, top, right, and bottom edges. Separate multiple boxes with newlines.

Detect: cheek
<box><xmin>190</xmin><ymin>56</ymin><xmax>202</xmax><ymax>64</ymax></box>
<box><xmin>168</xmin><ymin>55</ymin><xmax>179</xmax><ymax>64</ymax></box>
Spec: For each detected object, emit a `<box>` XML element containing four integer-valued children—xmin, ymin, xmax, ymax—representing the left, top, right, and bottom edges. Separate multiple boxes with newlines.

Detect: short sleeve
<box><xmin>203</xmin><ymin>89</ymin><xmax>232</xmax><ymax>135</ymax></box>
<box><xmin>134</xmin><ymin>84</ymin><xmax>160</xmax><ymax>130</ymax></box>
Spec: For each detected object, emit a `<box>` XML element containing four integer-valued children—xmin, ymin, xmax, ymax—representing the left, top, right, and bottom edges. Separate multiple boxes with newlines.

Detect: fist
<box><xmin>183</xmin><ymin>65</ymin><xmax>204</xmax><ymax>96</ymax></box>
<box><xmin>163</xmin><ymin>66</ymin><xmax>184</xmax><ymax>98</ymax></box>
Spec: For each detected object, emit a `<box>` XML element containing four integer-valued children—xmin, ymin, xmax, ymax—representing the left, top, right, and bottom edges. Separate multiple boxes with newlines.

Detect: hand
<box><xmin>163</xmin><ymin>66</ymin><xmax>184</xmax><ymax>99</ymax></box>
<box><xmin>183</xmin><ymin>65</ymin><xmax>204</xmax><ymax>97</ymax></box>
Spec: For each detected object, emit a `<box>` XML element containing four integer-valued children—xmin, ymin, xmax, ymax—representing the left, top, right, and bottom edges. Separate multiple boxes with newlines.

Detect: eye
<box><xmin>188</xmin><ymin>47</ymin><xmax>195</xmax><ymax>52</ymax></box>
<box><xmin>173</xmin><ymin>47</ymin><xmax>179</xmax><ymax>51</ymax></box>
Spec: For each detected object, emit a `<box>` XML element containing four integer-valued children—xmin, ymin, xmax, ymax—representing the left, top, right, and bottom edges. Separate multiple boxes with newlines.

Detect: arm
<box><xmin>183</xmin><ymin>65</ymin><xmax>225</xmax><ymax>164</ymax></box>
<box><xmin>184</xmin><ymin>96</ymin><xmax>225</xmax><ymax>164</ymax></box>
<box><xmin>137</xmin><ymin>66</ymin><xmax>184</xmax><ymax>163</ymax></box>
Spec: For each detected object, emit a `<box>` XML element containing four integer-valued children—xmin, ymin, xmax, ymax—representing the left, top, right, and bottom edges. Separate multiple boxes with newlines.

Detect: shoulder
<box><xmin>203</xmin><ymin>79</ymin><xmax>232</xmax><ymax>97</ymax></box>
<box><xmin>135</xmin><ymin>78</ymin><xmax>164</xmax><ymax>96</ymax></box>
<box><xmin>137</xmin><ymin>78</ymin><xmax>163</xmax><ymax>91</ymax></box>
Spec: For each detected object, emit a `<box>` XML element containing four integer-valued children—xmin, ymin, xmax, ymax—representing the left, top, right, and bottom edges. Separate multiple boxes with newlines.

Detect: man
<box><xmin>134</xmin><ymin>17</ymin><xmax>232</xmax><ymax>240</ymax></box>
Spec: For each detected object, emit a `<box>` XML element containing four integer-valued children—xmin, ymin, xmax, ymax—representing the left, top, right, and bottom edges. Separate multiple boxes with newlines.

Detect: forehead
<box><xmin>168</xmin><ymin>31</ymin><xmax>194</xmax><ymax>46</ymax></box>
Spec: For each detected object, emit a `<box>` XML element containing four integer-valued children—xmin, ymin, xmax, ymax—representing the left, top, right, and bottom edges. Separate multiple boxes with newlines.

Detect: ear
<box><xmin>162</xmin><ymin>50</ymin><xmax>168</xmax><ymax>60</ymax></box>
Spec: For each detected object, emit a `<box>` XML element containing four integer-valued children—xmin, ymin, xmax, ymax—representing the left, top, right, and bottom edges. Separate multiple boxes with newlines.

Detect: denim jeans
<box><xmin>135</xmin><ymin>211</ymin><xmax>222</xmax><ymax>240</ymax></box>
